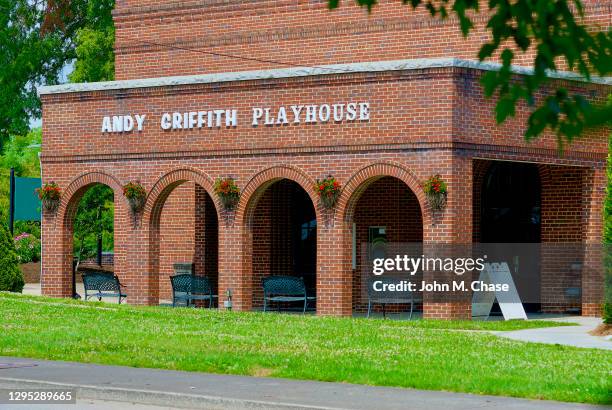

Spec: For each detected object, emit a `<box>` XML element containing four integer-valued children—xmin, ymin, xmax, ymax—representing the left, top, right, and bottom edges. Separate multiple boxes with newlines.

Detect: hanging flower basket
<box><xmin>123</xmin><ymin>182</ymin><xmax>147</xmax><ymax>213</ymax></box>
<box><xmin>315</xmin><ymin>176</ymin><xmax>341</xmax><ymax>209</ymax></box>
<box><xmin>214</xmin><ymin>177</ymin><xmax>240</xmax><ymax>210</ymax></box>
<box><xmin>423</xmin><ymin>174</ymin><xmax>447</xmax><ymax>211</ymax></box>
<box><xmin>36</xmin><ymin>182</ymin><xmax>61</xmax><ymax>213</ymax></box>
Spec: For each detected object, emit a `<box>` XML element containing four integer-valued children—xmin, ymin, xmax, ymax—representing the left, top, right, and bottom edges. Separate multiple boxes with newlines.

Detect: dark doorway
<box><xmin>252</xmin><ymin>179</ymin><xmax>317</xmax><ymax>309</ymax></box>
<box><xmin>481</xmin><ymin>162</ymin><xmax>541</xmax><ymax>243</ymax></box>
<box><xmin>480</xmin><ymin>161</ymin><xmax>541</xmax><ymax>312</ymax></box>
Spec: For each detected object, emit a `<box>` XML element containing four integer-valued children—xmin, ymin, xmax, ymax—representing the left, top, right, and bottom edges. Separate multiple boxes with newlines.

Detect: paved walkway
<box><xmin>494</xmin><ymin>316</ymin><xmax>611</xmax><ymax>350</ymax></box>
<box><xmin>0</xmin><ymin>357</ymin><xmax>608</xmax><ymax>410</ymax></box>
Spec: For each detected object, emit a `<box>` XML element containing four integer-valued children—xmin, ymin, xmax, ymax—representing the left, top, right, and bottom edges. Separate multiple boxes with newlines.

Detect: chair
<box><xmin>367</xmin><ymin>276</ymin><xmax>421</xmax><ymax>319</ymax></box>
<box><xmin>262</xmin><ymin>276</ymin><xmax>316</xmax><ymax>314</ymax></box>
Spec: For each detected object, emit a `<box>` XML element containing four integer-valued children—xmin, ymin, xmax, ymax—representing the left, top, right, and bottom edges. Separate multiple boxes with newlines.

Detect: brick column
<box><xmin>41</xmin><ymin>209</ymin><xmax>72</xmax><ymax>298</ymax></box>
<box><xmin>422</xmin><ymin>151</ymin><xmax>472</xmax><ymax>320</ymax></box>
<box><xmin>317</xmin><ymin>212</ymin><xmax>352</xmax><ymax>316</ymax></box>
<box><xmin>218</xmin><ymin>211</ymin><xmax>250</xmax><ymax>311</ymax></box>
<box><xmin>582</xmin><ymin>166</ymin><xmax>606</xmax><ymax>317</ymax></box>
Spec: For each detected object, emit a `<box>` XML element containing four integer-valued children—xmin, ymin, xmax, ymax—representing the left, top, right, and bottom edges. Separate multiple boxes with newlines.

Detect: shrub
<box><xmin>0</xmin><ymin>224</ymin><xmax>25</xmax><ymax>292</ymax></box>
<box><xmin>14</xmin><ymin>232</ymin><xmax>41</xmax><ymax>263</ymax></box>
<box><xmin>603</xmin><ymin>303</ymin><xmax>611</xmax><ymax>325</ymax></box>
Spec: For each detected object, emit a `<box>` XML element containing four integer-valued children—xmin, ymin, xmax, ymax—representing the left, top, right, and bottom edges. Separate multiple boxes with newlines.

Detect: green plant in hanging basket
<box><xmin>36</xmin><ymin>182</ymin><xmax>62</xmax><ymax>212</ymax></box>
<box><xmin>214</xmin><ymin>177</ymin><xmax>240</xmax><ymax>210</ymax></box>
<box><xmin>423</xmin><ymin>174</ymin><xmax>447</xmax><ymax>211</ymax></box>
<box><xmin>315</xmin><ymin>176</ymin><xmax>341</xmax><ymax>209</ymax></box>
<box><xmin>123</xmin><ymin>182</ymin><xmax>147</xmax><ymax>213</ymax></box>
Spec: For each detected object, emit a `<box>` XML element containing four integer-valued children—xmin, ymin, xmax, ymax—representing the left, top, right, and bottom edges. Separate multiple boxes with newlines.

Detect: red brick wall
<box><xmin>157</xmin><ymin>182</ymin><xmax>218</xmax><ymax>302</ymax></box>
<box><xmin>251</xmin><ymin>179</ymin><xmax>316</xmax><ymax>308</ymax></box>
<box><xmin>159</xmin><ymin>183</ymin><xmax>196</xmax><ymax>300</ymax></box>
<box><xmin>352</xmin><ymin>177</ymin><xmax>423</xmax><ymax>312</ymax></box>
<box><xmin>540</xmin><ymin>166</ymin><xmax>586</xmax><ymax>313</ymax></box>
<box><xmin>39</xmin><ymin>48</ymin><xmax>610</xmax><ymax>319</ymax></box>
<box><xmin>112</xmin><ymin>0</ymin><xmax>610</xmax><ymax>80</ymax></box>
<box><xmin>472</xmin><ymin>160</ymin><xmax>590</xmax><ymax>313</ymax></box>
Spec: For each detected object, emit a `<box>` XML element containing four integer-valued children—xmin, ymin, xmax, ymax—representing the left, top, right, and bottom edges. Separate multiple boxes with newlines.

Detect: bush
<box><xmin>0</xmin><ymin>224</ymin><xmax>25</xmax><ymax>292</ymax></box>
<box><xmin>13</xmin><ymin>232</ymin><xmax>40</xmax><ymax>263</ymax></box>
<box><xmin>604</xmin><ymin>303</ymin><xmax>611</xmax><ymax>325</ymax></box>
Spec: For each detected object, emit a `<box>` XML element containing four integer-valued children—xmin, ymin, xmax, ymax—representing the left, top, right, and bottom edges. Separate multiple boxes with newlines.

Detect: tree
<box><xmin>0</xmin><ymin>0</ymin><xmax>114</xmax><ymax>149</ymax></box>
<box><xmin>0</xmin><ymin>0</ymin><xmax>85</xmax><ymax>149</ymax></box>
<box><xmin>329</xmin><ymin>0</ymin><xmax>612</xmax><ymax>146</ymax></box>
<box><xmin>73</xmin><ymin>184</ymin><xmax>114</xmax><ymax>266</ymax></box>
<box><xmin>0</xmin><ymin>128</ymin><xmax>41</xmax><ymax>224</ymax></box>
<box><xmin>0</xmin><ymin>223</ymin><xmax>25</xmax><ymax>292</ymax></box>
<box><xmin>68</xmin><ymin>0</ymin><xmax>115</xmax><ymax>83</ymax></box>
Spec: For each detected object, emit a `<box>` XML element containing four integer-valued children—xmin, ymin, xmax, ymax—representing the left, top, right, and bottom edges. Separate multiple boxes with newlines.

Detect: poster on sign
<box><xmin>472</xmin><ymin>262</ymin><xmax>527</xmax><ymax>320</ymax></box>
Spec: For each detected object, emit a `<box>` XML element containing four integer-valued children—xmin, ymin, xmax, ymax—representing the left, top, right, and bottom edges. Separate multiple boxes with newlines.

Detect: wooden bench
<box><xmin>170</xmin><ymin>274</ymin><xmax>216</xmax><ymax>308</ymax></box>
<box><xmin>82</xmin><ymin>272</ymin><xmax>127</xmax><ymax>304</ymax></box>
<box><xmin>262</xmin><ymin>276</ymin><xmax>316</xmax><ymax>314</ymax></box>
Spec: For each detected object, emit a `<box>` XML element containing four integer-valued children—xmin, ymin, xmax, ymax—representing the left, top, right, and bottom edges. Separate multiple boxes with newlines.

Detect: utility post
<box><xmin>8</xmin><ymin>167</ymin><xmax>15</xmax><ymax>235</ymax></box>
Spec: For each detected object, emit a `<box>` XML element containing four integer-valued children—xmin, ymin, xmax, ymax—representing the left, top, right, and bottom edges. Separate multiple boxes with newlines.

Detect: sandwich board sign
<box><xmin>472</xmin><ymin>262</ymin><xmax>527</xmax><ymax>320</ymax></box>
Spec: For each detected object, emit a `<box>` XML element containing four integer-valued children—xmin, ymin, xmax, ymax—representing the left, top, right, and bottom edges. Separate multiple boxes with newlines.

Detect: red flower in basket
<box><xmin>315</xmin><ymin>176</ymin><xmax>341</xmax><ymax>209</ymax></box>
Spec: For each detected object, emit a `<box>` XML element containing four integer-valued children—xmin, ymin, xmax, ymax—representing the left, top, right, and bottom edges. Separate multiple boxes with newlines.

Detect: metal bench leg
<box><xmin>367</xmin><ymin>301</ymin><xmax>372</xmax><ymax>318</ymax></box>
<box><xmin>382</xmin><ymin>303</ymin><xmax>386</xmax><ymax>319</ymax></box>
<box><xmin>409</xmin><ymin>300</ymin><xmax>414</xmax><ymax>320</ymax></box>
<box><xmin>303</xmin><ymin>298</ymin><xmax>307</xmax><ymax>314</ymax></box>
<box><xmin>263</xmin><ymin>298</ymin><xmax>267</xmax><ymax>313</ymax></box>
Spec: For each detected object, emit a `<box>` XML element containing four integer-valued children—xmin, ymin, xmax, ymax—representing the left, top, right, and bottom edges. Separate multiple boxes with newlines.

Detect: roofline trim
<box><xmin>38</xmin><ymin>57</ymin><xmax>611</xmax><ymax>95</ymax></box>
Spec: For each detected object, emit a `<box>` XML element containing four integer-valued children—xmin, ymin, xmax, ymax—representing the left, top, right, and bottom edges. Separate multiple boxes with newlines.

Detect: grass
<box><xmin>0</xmin><ymin>293</ymin><xmax>610</xmax><ymax>404</ymax></box>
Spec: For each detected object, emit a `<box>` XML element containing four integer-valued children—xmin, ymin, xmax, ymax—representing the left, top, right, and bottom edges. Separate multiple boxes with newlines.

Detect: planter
<box><xmin>320</xmin><ymin>192</ymin><xmax>339</xmax><ymax>209</ymax></box>
<box><xmin>42</xmin><ymin>198</ymin><xmax>60</xmax><ymax>212</ymax></box>
<box><xmin>426</xmin><ymin>192</ymin><xmax>447</xmax><ymax>211</ymax></box>
<box><xmin>127</xmin><ymin>195</ymin><xmax>146</xmax><ymax>213</ymax></box>
<box><xmin>315</xmin><ymin>176</ymin><xmax>341</xmax><ymax>210</ymax></box>
<box><xmin>215</xmin><ymin>177</ymin><xmax>240</xmax><ymax>211</ymax></box>
<box><xmin>123</xmin><ymin>182</ymin><xmax>147</xmax><ymax>215</ymax></box>
<box><xmin>20</xmin><ymin>262</ymin><xmax>41</xmax><ymax>283</ymax></box>
<box><xmin>220</xmin><ymin>194</ymin><xmax>239</xmax><ymax>210</ymax></box>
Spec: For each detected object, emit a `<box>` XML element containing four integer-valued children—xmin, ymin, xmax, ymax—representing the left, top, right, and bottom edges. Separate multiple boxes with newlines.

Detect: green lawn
<box><xmin>1</xmin><ymin>293</ymin><xmax>610</xmax><ymax>404</ymax></box>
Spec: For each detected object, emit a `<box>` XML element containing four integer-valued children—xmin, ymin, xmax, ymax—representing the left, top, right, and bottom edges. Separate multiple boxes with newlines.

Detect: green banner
<box><xmin>14</xmin><ymin>177</ymin><xmax>41</xmax><ymax>222</ymax></box>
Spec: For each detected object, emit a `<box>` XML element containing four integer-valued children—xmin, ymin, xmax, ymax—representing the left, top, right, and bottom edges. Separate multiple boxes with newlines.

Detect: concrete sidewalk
<box><xmin>494</xmin><ymin>316</ymin><xmax>611</xmax><ymax>350</ymax></box>
<box><xmin>0</xmin><ymin>357</ymin><xmax>608</xmax><ymax>410</ymax></box>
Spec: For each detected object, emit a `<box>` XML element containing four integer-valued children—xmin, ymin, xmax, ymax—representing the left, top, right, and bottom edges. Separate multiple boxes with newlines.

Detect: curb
<box><xmin>0</xmin><ymin>377</ymin><xmax>345</xmax><ymax>410</ymax></box>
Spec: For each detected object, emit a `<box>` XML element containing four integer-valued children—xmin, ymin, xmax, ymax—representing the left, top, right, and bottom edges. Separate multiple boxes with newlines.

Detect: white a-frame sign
<box><xmin>472</xmin><ymin>262</ymin><xmax>527</xmax><ymax>320</ymax></box>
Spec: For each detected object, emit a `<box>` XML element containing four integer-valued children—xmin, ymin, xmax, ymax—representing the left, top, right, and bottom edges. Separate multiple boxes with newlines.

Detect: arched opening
<box><xmin>478</xmin><ymin>161</ymin><xmax>542</xmax><ymax>313</ymax></box>
<box><xmin>349</xmin><ymin>176</ymin><xmax>423</xmax><ymax>317</ymax></box>
<box><xmin>247</xmin><ymin>179</ymin><xmax>317</xmax><ymax>312</ymax></box>
<box><xmin>69</xmin><ymin>183</ymin><xmax>115</xmax><ymax>299</ymax></box>
<box><xmin>150</xmin><ymin>181</ymin><xmax>219</xmax><ymax>306</ymax></box>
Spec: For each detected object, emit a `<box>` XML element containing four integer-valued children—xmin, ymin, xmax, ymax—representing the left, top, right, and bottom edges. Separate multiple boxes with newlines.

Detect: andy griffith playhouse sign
<box><xmin>100</xmin><ymin>102</ymin><xmax>371</xmax><ymax>133</ymax></box>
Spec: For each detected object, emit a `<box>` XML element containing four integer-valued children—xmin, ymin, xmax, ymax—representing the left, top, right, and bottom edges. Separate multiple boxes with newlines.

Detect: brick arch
<box><xmin>143</xmin><ymin>167</ymin><xmax>220</xmax><ymax>304</ymax></box>
<box><xmin>235</xmin><ymin>164</ymin><xmax>320</xmax><ymax>312</ymax></box>
<box><xmin>51</xmin><ymin>171</ymin><xmax>124</xmax><ymax>299</ymax></box>
<box><xmin>337</xmin><ymin>161</ymin><xmax>430</xmax><ymax>226</ymax></box>
<box><xmin>144</xmin><ymin>167</ymin><xmax>219</xmax><ymax>226</ymax></box>
<box><xmin>58</xmin><ymin>171</ymin><xmax>124</xmax><ymax>228</ymax></box>
<box><xmin>236</xmin><ymin>164</ymin><xmax>320</xmax><ymax>229</ymax></box>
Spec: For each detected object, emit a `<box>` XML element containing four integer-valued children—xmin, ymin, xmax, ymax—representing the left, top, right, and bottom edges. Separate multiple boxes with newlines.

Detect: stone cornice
<box><xmin>38</xmin><ymin>58</ymin><xmax>611</xmax><ymax>96</ymax></box>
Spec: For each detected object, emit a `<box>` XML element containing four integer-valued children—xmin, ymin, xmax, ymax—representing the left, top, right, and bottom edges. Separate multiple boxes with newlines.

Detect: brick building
<box><xmin>38</xmin><ymin>0</ymin><xmax>611</xmax><ymax>319</ymax></box>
